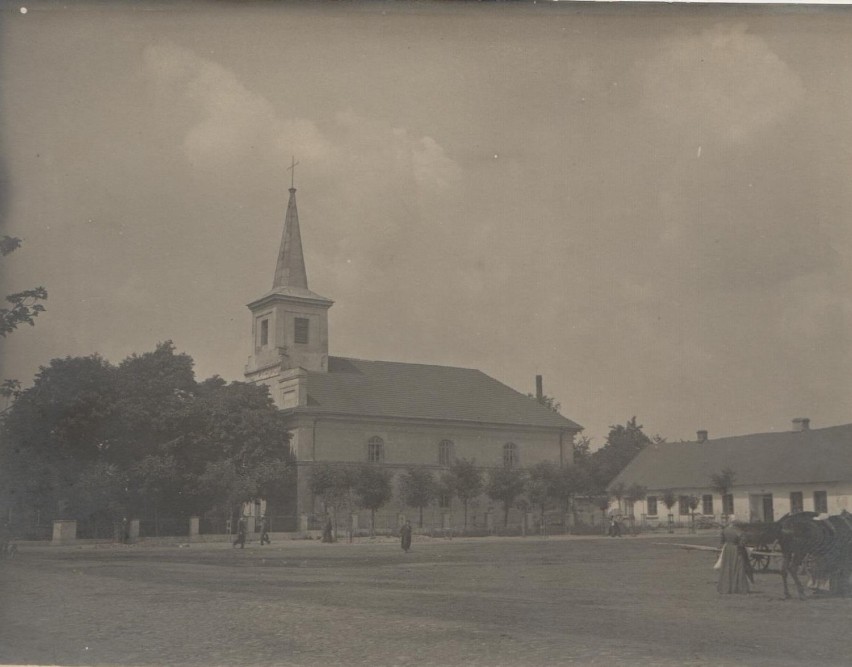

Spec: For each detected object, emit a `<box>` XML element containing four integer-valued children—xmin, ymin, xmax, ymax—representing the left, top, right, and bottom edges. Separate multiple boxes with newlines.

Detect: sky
<box><xmin>1</xmin><ymin>1</ymin><xmax>851</xmax><ymax>445</ymax></box>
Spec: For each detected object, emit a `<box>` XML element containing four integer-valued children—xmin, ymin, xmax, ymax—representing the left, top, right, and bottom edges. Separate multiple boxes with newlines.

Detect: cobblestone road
<box><xmin>1</xmin><ymin>534</ymin><xmax>850</xmax><ymax>666</ymax></box>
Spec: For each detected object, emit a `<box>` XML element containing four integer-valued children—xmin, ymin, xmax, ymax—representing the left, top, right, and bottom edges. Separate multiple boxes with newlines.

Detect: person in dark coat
<box><xmin>321</xmin><ymin>517</ymin><xmax>334</xmax><ymax>543</ymax></box>
<box><xmin>233</xmin><ymin>517</ymin><xmax>247</xmax><ymax>549</ymax></box>
<box><xmin>259</xmin><ymin>516</ymin><xmax>270</xmax><ymax>545</ymax></box>
<box><xmin>400</xmin><ymin>520</ymin><xmax>413</xmax><ymax>553</ymax></box>
<box><xmin>609</xmin><ymin>516</ymin><xmax>622</xmax><ymax>538</ymax></box>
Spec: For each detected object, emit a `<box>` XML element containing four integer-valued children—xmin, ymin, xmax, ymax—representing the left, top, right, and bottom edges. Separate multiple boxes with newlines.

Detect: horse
<box><xmin>742</xmin><ymin>512</ymin><xmax>852</xmax><ymax>599</ymax></box>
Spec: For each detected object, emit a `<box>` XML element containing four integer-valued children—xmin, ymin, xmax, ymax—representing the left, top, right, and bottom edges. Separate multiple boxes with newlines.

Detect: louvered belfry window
<box><xmin>294</xmin><ymin>317</ymin><xmax>309</xmax><ymax>344</ymax></box>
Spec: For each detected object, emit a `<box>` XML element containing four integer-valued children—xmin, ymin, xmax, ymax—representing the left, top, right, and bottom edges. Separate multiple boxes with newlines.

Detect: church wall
<box><xmin>309</xmin><ymin>418</ymin><xmax>569</xmax><ymax>468</ymax></box>
<box><xmin>284</xmin><ymin>414</ymin><xmax>576</xmax><ymax>531</ymax></box>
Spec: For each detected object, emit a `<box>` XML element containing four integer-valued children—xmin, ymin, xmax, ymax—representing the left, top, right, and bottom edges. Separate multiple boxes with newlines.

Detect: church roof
<box><xmin>288</xmin><ymin>357</ymin><xmax>582</xmax><ymax>430</ymax></box>
<box><xmin>273</xmin><ymin>187</ymin><xmax>309</xmax><ymax>290</ymax></box>
<box><xmin>610</xmin><ymin>422</ymin><xmax>852</xmax><ymax>491</ymax></box>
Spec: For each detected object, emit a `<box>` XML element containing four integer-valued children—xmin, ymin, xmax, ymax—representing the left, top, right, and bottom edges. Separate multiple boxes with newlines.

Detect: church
<box><xmin>244</xmin><ymin>182</ymin><xmax>582</xmax><ymax>532</ymax></box>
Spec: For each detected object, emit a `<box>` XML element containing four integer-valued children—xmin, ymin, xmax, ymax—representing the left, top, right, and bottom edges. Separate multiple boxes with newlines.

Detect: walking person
<box><xmin>716</xmin><ymin>522</ymin><xmax>754</xmax><ymax>594</ymax></box>
<box><xmin>259</xmin><ymin>515</ymin><xmax>270</xmax><ymax>545</ymax></box>
<box><xmin>233</xmin><ymin>516</ymin><xmax>247</xmax><ymax>549</ymax></box>
<box><xmin>321</xmin><ymin>516</ymin><xmax>334</xmax><ymax>543</ymax></box>
<box><xmin>609</xmin><ymin>515</ymin><xmax>622</xmax><ymax>538</ymax></box>
<box><xmin>400</xmin><ymin>519</ymin><xmax>412</xmax><ymax>553</ymax></box>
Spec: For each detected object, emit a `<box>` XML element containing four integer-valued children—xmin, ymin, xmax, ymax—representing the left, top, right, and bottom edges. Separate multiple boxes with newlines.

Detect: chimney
<box><xmin>535</xmin><ymin>375</ymin><xmax>543</xmax><ymax>401</ymax></box>
<box><xmin>792</xmin><ymin>418</ymin><xmax>810</xmax><ymax>432</ymax></box>
<box><xmin>696</xmin><ymin>430</ymin><xmax>708</xmax><ymax>443</ymax></box>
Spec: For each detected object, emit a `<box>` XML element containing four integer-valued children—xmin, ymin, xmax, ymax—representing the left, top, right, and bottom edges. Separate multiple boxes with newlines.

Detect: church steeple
<box><xmin>273</xmin><ymin>187</ymin><xmax>309</xmax><ymax>290</ymax></box>
<box><xmin>245</xmin><ymin>165</ymin><xmax>334</xmax><ymax>395</ymax></box>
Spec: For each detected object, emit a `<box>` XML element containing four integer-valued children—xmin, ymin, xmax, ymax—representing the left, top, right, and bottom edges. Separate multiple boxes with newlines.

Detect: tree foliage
<box><xmin>525</xmin><ymin>461</ymin><xmax>558</xmax><ymax>518</ymax></box>
<box><xmin>527</xmin><ymin>393</ymin><xmax>561</xmax><ymax>414</ymax></box>
<box><xmin>398</xmin><ymin>468</ymin><xmax>437</xmax><ymax>528</ymax></box>
<box><xmin>351</xmin><ymin>465</ymin><xmax>393</xmax><ymax>536</ymax></box>
<box><xmin>710</xmin><ymin>467</ymin><xmax>736</xmax><ymax>497</ymax></box>
<box><xmin>0</xmin><ymin>236</ymin><xmax>48</xmax><ymax>339</ymax></box>
<box><xmin>0</xmin><ymin>342</ymin><xmax>292</xmax><ymax>525</ymax></box>
<box><xmin>441</xmin><ymin>458</ymin><xmax>483</xmax><ymax>529</ymax></box>
<box><xmin>589</xmin><ymin>417</ymin><xmax>654</xmax><ymax>491</ymax></box>
<box><xmin>486</xmin><ymin>466</ymin><xmax>528</xmax><ymax>527</ymax></box>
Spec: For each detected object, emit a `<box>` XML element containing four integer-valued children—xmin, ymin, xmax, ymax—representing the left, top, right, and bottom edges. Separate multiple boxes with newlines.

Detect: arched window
<box><xmin>503</xmin><ymin>442</ymin><xmax>519</xmax><ymax>468</ymax></box>
<box><xmin>367</xmin><ymin>436</ymin><xmax>385</xmax><ymax>463</ymax></box>
<box><xmin>438</xmin><ymin>440</ymin><xmax>454</xmax><ymax>466</ymax></box>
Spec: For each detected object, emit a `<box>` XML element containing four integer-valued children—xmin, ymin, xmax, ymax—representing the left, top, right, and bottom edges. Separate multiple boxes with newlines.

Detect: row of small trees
<box><xmin>310</xmin><ymin>458</ymin><xmax>602</xmax><ymax>536</ymax></box>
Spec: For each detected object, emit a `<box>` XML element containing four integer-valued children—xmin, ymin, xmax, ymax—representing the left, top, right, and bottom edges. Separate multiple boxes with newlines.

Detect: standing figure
<box><xmin>400</xmin><ymin>519</ymin><xmax>413</xmax><ymax>553</ymax></box>
<box><xmin>321</xmin><ymin>517</ymin><xmax>334</xmax><ymax>543</ymax></box>
<box><xmin>259</xmin><ymin>516</ymin><xmax>271</xmax><ymax>545</ymax></box>
<box><xmin>233</xmin><ymin>516</ymin><xmax>247</xmax><ymax>549</ymax></box>
<box><xmin>609</xmin><ymin>516</ymin><xmax>622</xmax><ymax>538</ymax></box>
<box><xmin>717</xmin><ymin>523</ymin><xmax>754</xmax><ymax>594</ymax></box>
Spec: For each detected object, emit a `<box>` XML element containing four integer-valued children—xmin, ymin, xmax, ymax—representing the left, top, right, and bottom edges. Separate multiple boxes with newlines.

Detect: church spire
<box><xmin>273</xmin><ymin>159</ymin><xmax>308</xmax><ymax>290</ymax></box>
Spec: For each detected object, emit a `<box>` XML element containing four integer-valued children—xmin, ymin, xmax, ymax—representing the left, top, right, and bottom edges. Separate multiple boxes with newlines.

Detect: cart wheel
<box><xmin>749</xmin><ymin>546</ymin><xmax>771</xmax><ymax>572</ymax></box>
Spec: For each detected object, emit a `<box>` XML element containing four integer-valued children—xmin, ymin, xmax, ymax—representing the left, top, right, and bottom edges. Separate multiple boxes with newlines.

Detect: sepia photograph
<box><xmin>1</xmin><ymin>1</ymin><xmax>851</xmax><ymax>665</ymax></box>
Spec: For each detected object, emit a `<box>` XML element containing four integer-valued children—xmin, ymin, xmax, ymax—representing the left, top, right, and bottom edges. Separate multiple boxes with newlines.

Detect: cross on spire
<box><xmin>287</xmin><ymin>156</ymin><xmax>299</xmax><ymax>190</ymax></box>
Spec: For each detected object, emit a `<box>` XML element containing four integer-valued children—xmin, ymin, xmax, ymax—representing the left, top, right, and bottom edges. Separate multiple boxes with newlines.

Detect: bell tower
<box><xmin>245</xmin><ymin>163</ymin><xmax>332</xmax><ymax>406</ymax></box>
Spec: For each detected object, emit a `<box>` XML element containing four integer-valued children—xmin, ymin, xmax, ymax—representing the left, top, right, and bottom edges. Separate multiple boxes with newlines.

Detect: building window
<box><xmin>722</xmin><ymin>494</ymin><xmax>734</xmax><ymax>516</ymax></box>
<box><xmin>503</xmin><ymin>442</ymin><xmax>518</xmax><ymax>468</ymax></box>
<box><xmin>790</xmin><ymin>491</ymin><xmax>804</xmax><ymax>514</ymax></box>
<box><xmin>702</xmin><ymin>495</ymin><xmax>713</xmax><ymax>515</ymax></box>
<box><xmin>624</xmin><ymin>500</ymin><xmax>634</xmax><ymax>517</ymax></box>
<box><xmin>814</xmin><ymin>490</ymin><xmax>828</xmax><ymax>514</ymax></box>
<box><xmin>367</xmin><ymin>436</ymin><xmax>385</xmax><ymax>463</ymax></box>
<box><xmin>678</xmin><ymin>496</ymin><xmax>691</xmax><ymax>516</ymax></box>
<box><xmin>294</xmin><ymin>317</ymin><xmax>309</xmax><ymax>344</ymax></box>
<box><xmin>438</xmin><ymin>440</ymin><xmax>454</xmax><ymax>466</ymax></box>
<box><xmin>439</xmin><ymin>493</ymin><xmax>451</xmax><ymax>509</ymax></box>
<box><xmin>646</xmin><ymin>496</ymin><xmax>657</xmax><ymax>516</ymax></box>
<box><xmin>259</xmin><ymin>319</ymin><xmax>269</xmax><ymax>347</ymax></box>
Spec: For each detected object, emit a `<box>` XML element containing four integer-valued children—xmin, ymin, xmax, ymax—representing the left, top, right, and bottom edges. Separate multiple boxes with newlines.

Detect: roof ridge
<box><xmin>329</xmin><ymin>355</ymin><xmax>479</xmax><ymax>372</ymax></box>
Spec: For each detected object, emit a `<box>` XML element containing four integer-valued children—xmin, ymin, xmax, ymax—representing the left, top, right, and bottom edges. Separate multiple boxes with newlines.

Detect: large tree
<box><xmin>588</xmin><ymin>417</ymin><xmax>657</xmax><ymax>491</ymax></box>
<box><xmin>0</xmin><ymin>342</ymin><xmax>292</xmax><ymax>530</ymax></box>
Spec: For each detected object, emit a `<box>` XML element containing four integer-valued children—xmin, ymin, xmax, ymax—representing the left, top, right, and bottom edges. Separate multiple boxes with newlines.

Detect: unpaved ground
<box><xmin>1</xmin><ymin>534</ymin><xmax>850</xmax><ymax>666</ymax></box>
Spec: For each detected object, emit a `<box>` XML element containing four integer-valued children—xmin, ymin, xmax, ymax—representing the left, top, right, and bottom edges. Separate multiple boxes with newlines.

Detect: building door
<box><xmin>749</xmin><ymin>494</ymin><xmax>774</xmax><ymax>522</ymax></box>
<box><xmin>762</xmin><ymin>494</ymin><xmax>774</xmax><ymax>523</ymax></box>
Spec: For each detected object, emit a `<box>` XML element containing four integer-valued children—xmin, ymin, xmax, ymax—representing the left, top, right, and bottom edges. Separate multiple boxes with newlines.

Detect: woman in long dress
<box><xmin>717</xmin><ymin>523</ymin><xmax>753</xmax><ymax>594</ymax></box>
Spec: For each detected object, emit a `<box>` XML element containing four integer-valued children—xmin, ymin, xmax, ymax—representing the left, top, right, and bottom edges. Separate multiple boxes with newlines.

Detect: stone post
<box><xmin>52</xmin><ymin>520</ymin><xmax>76</xmax><ymax>545</ymax></box>
<box><xmin>189</xmin><ymin>516</ymin><xmax>200</xmax><ymax>541</ymax></box>
<box><xmin>127</xmin><ymin>519</ymin><xmax>140</xmax><ymax>544</ymax></box>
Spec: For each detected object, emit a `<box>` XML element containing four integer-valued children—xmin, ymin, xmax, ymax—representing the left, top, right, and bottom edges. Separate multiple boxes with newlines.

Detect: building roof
<box><xmin>610</xmin><ymin>423</ymin><xmax>852</xmax><ymax>490</ymax></box>
<box><xmin>286</xmin><ymin>356</ymin><xmax>582</xmax><ymax>430</ymax></box>
<box><xmin>273</xmin><ymin>187</ymin><xmax>308</xmax><ymax>290</ymax></box>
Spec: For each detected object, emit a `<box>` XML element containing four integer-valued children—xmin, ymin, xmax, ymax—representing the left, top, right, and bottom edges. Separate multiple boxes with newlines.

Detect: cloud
<box><xmin>641</xmin><ymin>23</ymin><xmax>805</xmax><ymax>145</ymax></box>
<box><xmin>142</xmin><ymin>44</ymin><xmax>459</xmax><ymax>191</ymax></box>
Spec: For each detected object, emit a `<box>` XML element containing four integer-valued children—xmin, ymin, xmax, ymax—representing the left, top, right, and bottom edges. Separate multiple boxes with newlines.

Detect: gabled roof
<box><xmin>286</xmin><ymin>356</ymin><xmax>582</xmax><ymax>430</ymax></box>
<box><xmin>610</xmin><ymin>423</ymin><xmax>852</xmax><ymax>491</ymax></box>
